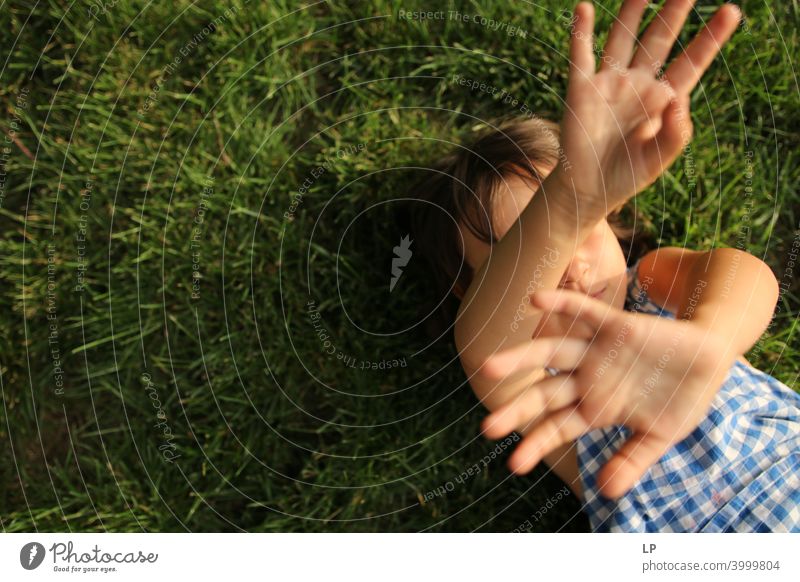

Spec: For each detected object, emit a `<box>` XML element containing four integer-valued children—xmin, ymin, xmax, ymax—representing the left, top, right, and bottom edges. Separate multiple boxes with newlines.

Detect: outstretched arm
<box><xmin>456</xmin><ymin>0</ymin><xmax>742</xmax><ymax>413</ymax></box>
<box><xmin>454</xmin><ymin>177</ymin><xmax>597</xmax><ymax>413</ymax></box>
<box><xmin>638</xmin><ymin>246</ymin><xmax>779</xmax><ymax>362</ymax></box>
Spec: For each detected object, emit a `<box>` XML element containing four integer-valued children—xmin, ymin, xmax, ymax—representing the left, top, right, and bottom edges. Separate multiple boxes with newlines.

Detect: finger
<box><xmin>640</xmin><ymin>93</ymin><xmax>691</xmax><ymax>176</ymax></box>
<box><xmin>663</xmin><ymin>4</ymin><xmax>741</xmax><ymax>95</ymax></box>
<box><xmin>481</xmin><ymin>374</ymin><xmax>580</xmax><ymax>439</ymax></box>
<box><xmin>641</xmin><ymin>78</ymin><xmax>678</xmax><ymax>117</ymax></box>
<box><xmin>630</xmin><ymin>82</ymin><xmax>678</xmax><ymax>142</ymax></box>
<box><xmin>630</xmin><ymin>0</ymin><xmax>696</xmax><ymax>74</ymax></box>
<box><xmin>480</xmin><ymin>338</ymin><xmax>590</xmax><ymax>381</ymax></box>
<box><xmin>601</xmin><ymin>0</ymin><xmax>649</xmax><ymax>71</ymax></box>
<box><xmin>596</xmin><ymin>431</ymin><xmax>672</xmax><ymax>500</ymax></box>
<box><xmin>632</xmin><ymin>116</ymin><xmax>663</xmax><ymax>143</ymax></box>
<box><xmin>566</xmin><ymin>2</ymin><xmax>596</xmax><ymax>99</ymax></box>
<box><xmin>532</xmin><ymin>309</ymin><xmax>596</xmax><ymax>341</ymax></box>
<box><xmin>506</xmin><ymin>405</ymin><xmax>591</xmax><ymax>475</ymax></box>
<box><xmin>531</xmin><ymin>288</ymin><xmax>620</xmax><ymax>331</ymax></box>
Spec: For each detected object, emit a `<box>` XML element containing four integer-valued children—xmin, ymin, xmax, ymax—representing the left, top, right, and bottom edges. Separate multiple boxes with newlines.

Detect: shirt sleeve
<box><xmin>624</xmin><ymin>257</ymin><xmax>676</xmax><ymax>319</ymax></box>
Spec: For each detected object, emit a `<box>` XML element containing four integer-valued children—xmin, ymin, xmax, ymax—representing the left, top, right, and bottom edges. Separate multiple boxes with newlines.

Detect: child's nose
<box><xmin>560</xmin><ymin>259</ymin><xmax>590</xmax><ymax>290</ymax></box>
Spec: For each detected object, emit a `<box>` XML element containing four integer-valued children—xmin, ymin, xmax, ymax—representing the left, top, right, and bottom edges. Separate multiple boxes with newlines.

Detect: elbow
<box><xmin>453</xmin><ymin>304</ymin><xmax>485</xmax><ymax>378</ymax></box>
<box><xmin>454</xmin><ymin>325</ymin><xmax>489</xmax><ymax>383</ymax></box>
<box><xmin>741</xmin><ymin>249</ymin><xmax>779</xmax><ymax>308</ymax></box>
<box><xmin>453</xmin><ymin>324</ymin><xmax>508</xmax><ymax>404</ymax></box>
<box><xmin>453</xmin><ymin>313</ymin><xmax>509</xmax><ymax>385</ymax></box>
<box><xmin>454</xmin><ymin>301</ymin><xmax>545</xmax><ymax>412</ymax></box>
<box><xmin>717</xmin><ymin>247</ymin><xmax>780</xmax><ymax>309</ymax></box>
<box><xmin>761</xmin><ymin>260</ymin><xmax>780</xmax><ymax>312</ymax></box>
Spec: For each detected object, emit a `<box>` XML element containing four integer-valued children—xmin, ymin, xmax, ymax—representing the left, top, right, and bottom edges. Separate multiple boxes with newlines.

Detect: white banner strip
<box><xmin>1</xmin><ymin>533</ymin><xmax>797</xmax><ymax>580</ymax></box>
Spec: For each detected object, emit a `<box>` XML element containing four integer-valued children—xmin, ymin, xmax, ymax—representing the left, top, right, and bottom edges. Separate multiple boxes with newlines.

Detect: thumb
<box><xmin>596</xmin><ymin>432</ymin><xmax>671</xmax><ymax>501</ymax></box>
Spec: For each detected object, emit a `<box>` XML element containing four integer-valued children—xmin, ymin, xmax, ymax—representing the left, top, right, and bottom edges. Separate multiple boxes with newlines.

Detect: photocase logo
<box><xmin>20</xmin><ymin>542</ymin><xmax>46</xmax><ymax>570</ymax></box>
<box><xmin>389</xmin><ymin>234</ymin><xmax>413</xmax><ymax>292</ymax></box>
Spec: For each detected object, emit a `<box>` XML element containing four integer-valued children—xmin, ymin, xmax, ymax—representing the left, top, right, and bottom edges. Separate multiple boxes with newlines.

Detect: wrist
<box><xmin>537</xmin><ymin>167</ymin><xmax>604</xmax><ymax>236</ymax></box>
<box><xmin>683</xmin><ymin>318</ymin><xmax>741</xmax><ymax>364</ymax></box>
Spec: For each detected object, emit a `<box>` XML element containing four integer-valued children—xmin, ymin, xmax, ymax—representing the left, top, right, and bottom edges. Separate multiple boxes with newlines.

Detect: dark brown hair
<box><xmin>405</xmin><ymin>116</ymin><xmax>647</xmax><ymax>339</ymax></box>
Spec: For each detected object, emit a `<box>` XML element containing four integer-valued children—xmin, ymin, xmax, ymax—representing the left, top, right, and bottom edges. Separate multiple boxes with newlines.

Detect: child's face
<box><xmin>459</xmin><ymin>169</ymin><xmax>628</xmax><ymax>310</ymax></box>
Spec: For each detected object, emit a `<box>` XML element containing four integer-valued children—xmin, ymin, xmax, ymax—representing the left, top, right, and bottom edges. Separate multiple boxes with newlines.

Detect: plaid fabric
<box><xmin>574</xmin><ymin>260</ymin><xmax>800</xmax><ymax>532</ymax></box>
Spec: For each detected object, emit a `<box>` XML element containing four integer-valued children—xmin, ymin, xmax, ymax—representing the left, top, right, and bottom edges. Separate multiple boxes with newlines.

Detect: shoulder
<box><xmin>624</xmin><ymin>262</ymin><xmax>675</xmax><ymax>317</ymax></box>
<box><xmin>635</xmin><ymin>246</ymin><xmax>706</xmax><ymax>314</ymax></box>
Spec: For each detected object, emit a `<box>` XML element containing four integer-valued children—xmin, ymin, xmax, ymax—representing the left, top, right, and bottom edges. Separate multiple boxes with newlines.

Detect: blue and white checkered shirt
<box><xmin>573</xmin><ymin>260</ymin><xmax>800</xmax><ymax>532</ymax></box>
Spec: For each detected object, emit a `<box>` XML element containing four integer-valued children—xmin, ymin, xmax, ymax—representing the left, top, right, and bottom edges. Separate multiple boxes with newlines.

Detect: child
<box><xmin>408</xmin><ymin>0</ymin><xmax>800</xmax><ymax>531</ymax></box>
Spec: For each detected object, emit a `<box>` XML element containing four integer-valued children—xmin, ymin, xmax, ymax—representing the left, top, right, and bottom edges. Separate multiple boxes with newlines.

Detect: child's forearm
<box><xmin>454</xmin><ymin>172</ymin><xmax>599</xmax><ymax>411</ymax></box>
<box><xmin>676</xmin><ymin>248</ymin><xmax>779</xmax><ymax>359</ymax></box>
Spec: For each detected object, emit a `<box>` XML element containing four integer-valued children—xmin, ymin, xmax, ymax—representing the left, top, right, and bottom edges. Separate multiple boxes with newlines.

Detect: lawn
<box><xmin>0</xmin><ymin>0</ymin><xmax>797</xmax><ymax>532</ymax></box>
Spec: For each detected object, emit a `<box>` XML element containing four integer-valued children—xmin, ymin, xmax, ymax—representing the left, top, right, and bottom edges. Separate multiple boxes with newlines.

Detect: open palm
<box><xmin>552</xmin><ymin>0</ymin><xmax>741</xmax><ymax>219</ymax></box>
<box><xmin>480</xmin><ymin>289</ymin><xmax>737</xmax><ymax>500</ymax></box>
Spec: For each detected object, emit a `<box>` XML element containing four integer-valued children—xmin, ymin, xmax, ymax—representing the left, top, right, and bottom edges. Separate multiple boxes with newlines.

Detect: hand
<box><xmin>479</xmin><ymin>289</ymin><xmax>738</xmax><ymax>500</ymax></box>
<box><xmin>549</xmin><ymin>0</ymin><xmax>741</xmax><ymax>222</ymax></box>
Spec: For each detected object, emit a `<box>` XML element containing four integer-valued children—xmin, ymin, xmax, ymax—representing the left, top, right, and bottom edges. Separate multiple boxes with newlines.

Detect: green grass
<box><xmin>0</xmin><ymin>0</ymin><xmax>798</xmax><ymax>532</ymax></box>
